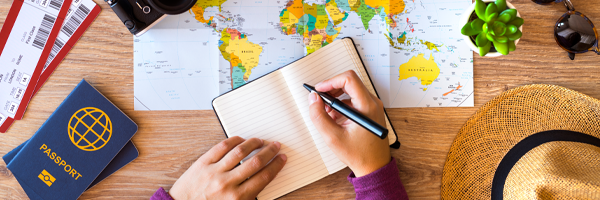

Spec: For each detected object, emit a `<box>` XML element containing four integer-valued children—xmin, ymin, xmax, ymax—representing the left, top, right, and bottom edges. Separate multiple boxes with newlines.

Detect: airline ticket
<box><xmin>0</xmin><ymin>0</ymin><xmax>72</xmax><ymax>131</ymax></box>
<box><xmin>36</xmin><ymin>0</ymin><xmax>101</xmax><ymax>95</ymax></box>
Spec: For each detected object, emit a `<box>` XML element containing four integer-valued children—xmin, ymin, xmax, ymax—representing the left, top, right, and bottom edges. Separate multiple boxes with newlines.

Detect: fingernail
<box><xmin>273</xmin><ymin>141</ymin><xmax>281</xmax><ymax>149</ymax></box>
<box><xmin>280</xmin><ymin>154</ymin><xmax>287</xmax><ymax>161</ymax></box>
<box><xmin>260</xmin><ymin>139</ymin><xmax>264</xmax><ymax>146</ymax></box>
<box><xmin>315</xmin><ymin>82</ymin><xmax>322</xmax><ymax>88</ymax></box>
<box><xmin>308</xmin><ymin>91</ymin><xmax>318</xmax><ymax>105</ymax></box>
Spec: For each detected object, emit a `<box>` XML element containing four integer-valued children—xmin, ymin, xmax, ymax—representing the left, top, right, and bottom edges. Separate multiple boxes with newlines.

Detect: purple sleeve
<box><xmin>150</xmin><ymin>187</ymin><xmax>174</xmax><ymax>200</ymax></box>
<box><xmin>347</xmin><ymin>158</ymin><xmax>409</xmax><ymax>200</ymax></box>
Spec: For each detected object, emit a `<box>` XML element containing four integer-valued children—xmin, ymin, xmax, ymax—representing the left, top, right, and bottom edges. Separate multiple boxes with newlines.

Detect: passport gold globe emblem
<box><xmin>68</xmin><ymin>107</ymin><xmax>112</xmax><ymax>151</ymax></box>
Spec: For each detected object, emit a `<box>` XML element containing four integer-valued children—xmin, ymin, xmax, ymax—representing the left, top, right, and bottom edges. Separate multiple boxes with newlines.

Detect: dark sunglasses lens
<box><xmin>531</xmin><ymin>0</ymin><xmax>559</xmax><ymax>4</ymax></box>
<box><xmin>555</xmin><ymin>14</ymin><xmax>597</xmax><ymax>52</ymax></box>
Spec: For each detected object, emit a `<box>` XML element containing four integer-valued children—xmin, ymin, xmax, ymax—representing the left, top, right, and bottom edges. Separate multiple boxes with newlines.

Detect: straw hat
<box><xmin>442</xmin><ymin>84</ymin><xmax>600</xmax><ymax>199</ymax></box>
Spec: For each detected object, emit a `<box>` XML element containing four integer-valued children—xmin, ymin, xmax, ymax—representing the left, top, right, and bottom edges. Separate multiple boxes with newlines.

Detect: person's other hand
<box><xmin>169</xmin><ymin>137</ymin><xmax>287</xmax><ymax>200</ymax></box>
<box><xmin>308</xmin><ymin>70</ymin><xmax>390</xmax><ymax>177</ymax></box>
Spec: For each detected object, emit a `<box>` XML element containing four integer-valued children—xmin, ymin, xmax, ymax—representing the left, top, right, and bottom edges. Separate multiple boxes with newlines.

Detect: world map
<box><xmin>133</xmin><ymin>0</ymin><xmax>473</xmax><ymax>110</ymax></box>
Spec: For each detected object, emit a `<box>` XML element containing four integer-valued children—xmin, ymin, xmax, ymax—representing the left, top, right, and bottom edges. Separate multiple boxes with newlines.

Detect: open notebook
<box><xmin>212</xmin><ymin>38</ymin><xmax>399</xmax><ymax>200</ymax></box>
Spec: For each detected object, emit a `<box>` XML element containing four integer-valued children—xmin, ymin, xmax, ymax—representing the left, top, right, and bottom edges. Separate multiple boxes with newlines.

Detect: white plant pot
<box><xmin>460</xmin><ymin>0</ymin><xmax>523</xmax><ymax>57</ymax></box>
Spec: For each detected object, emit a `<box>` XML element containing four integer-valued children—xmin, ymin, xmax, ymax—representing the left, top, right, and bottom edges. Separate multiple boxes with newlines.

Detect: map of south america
<box><xmin>191</xmin><ymin>1</ymin><xmax>264</xmax><ymax>89</ymax></box>
<box><xmin>220</xmin><ymin>28</ymin><xmax>263</xmax><ymax>89</ymax></box>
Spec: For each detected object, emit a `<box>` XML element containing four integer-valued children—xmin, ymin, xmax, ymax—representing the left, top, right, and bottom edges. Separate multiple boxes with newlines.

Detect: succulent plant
<box><xmin>461</xmin><ymin>0</ymin><xmax>524</xmax><ymax>56</ymax></box>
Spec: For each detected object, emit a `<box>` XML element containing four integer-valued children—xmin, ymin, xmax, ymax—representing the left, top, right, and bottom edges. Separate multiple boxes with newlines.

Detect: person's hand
<box><xmin>169</xmin><ymin>137</ymin><xmax>287</xmax><ymax>200</ymax></box>
<box><xmin>308</xmin><ymin>70</ymin><xmax>390</xmax><ymax>177</ymax></box>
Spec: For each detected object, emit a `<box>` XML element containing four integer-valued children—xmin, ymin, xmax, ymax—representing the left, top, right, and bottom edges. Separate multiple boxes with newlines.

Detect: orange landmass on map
<box><xmin>288</xmin><ymin>0</ymin><xmax>305</xmax><ymax>18</ymax></box>
<box><xmin>190</xmin><ymin>5</ymin><xmax>213</xmax><ymax>24</ymax></box>
<box><xmin>443</xmin><ymin>84</ymin><xmax>462</xmax><ymax>96</ymax></box>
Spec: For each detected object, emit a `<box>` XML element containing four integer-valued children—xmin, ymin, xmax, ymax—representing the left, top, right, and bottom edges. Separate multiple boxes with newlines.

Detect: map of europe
<box><xmin>133</xmin><ymin>0</ymin><xmax>473</xmax><ymax>110</ymax></box>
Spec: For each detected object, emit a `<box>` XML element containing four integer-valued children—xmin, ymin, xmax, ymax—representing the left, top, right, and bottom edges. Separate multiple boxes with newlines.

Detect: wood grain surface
<box><xmin>1</xmin><ymin>0</ymin><xmax>600</xmax><ymax>199</ymax></box>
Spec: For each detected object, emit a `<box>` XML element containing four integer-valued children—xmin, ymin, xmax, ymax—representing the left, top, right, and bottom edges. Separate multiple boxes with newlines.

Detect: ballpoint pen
<box><xmin>304</xmin><ymin>83</ymin><xmax>388</xmax><ymax>139</ymax></box>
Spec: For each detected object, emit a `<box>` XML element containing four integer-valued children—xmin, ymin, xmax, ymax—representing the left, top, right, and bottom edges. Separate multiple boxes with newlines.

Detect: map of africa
<box><xmin>134</xmin><ymin>0</ymin><xmax>473</xmax><ymax>110</ymax></box>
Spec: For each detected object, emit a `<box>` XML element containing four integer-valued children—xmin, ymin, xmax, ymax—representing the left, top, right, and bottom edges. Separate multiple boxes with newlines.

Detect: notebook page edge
<box><xmin>280</xmin><ymin>40</ymin><xmax>354</xmax><ymax>174</ymax></box>
<box><xmin>340</xmin><ymin>39</ymin><xmax>398</xmax><ymax>146</ymax></box>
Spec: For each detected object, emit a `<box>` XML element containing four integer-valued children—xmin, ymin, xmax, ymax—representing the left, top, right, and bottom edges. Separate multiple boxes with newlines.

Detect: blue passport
<box><xmin>3</xmin><ymin>140</ymin><xmax>139</xmax><ymax>199</ymax></box>
<box><xmin>5</xmin><ymin>80</ymin><xmax>138</xmax><ymax>200</ymax></box>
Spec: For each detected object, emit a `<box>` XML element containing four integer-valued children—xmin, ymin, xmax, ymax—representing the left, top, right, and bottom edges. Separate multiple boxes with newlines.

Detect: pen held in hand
<box><xmin>304</xmin><ymin>83</ymin><xmax>388</xmax><ymax>139</ymax></box>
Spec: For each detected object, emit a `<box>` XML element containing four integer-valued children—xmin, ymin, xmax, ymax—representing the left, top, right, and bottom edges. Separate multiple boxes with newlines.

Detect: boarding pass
<box><xmin>0</xmin><ymin>0</ymin><xmax>100</xmax><ymax>133</ymax></box>
<box><xmin>0</xmin><ymin>0</ymin><xmax>72</xmax><ymax>127</ymax></box>
<box><xmin>36</xmin><ymin>0</ymin><xmax>100</xmax><ymax>95</ymax></box>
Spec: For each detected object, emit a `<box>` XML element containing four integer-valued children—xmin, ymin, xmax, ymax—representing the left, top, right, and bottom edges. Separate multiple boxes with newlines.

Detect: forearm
<box><xmin>347</xmin><ymin>158</ymin><xmax>409</xmax><ymax>200</ymax></box>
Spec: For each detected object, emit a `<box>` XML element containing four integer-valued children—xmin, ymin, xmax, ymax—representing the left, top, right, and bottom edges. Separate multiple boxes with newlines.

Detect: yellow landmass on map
<box><xmin>316</xmin><ymin>15</ymin><xmax>329</xmax><ymax>29</ymax></box>
<box><xmin>326</xmin><ymin>1</ymin><xmax>346</xmax><ymax>25</ymax></box>
<box><xmin>364</xmin><ymin>0</ymin><xmax>406</xmax><ymax>16</ymax></box>
<box><xmin>399</xmin><ymin>53</ymin><xmax>440</xmax><ymax>86</ymax></box>
<box><xmin>308</xmin><ymin>34</ymin><xmax>324</xmax><ymax>54</ymax></box>
<box><xmin>219</xmin><ymin>29</ymin><xmax>231</xmax><ymax>60</ymax></box>
<box><xmin>280</xmin><ymin>9</ymin><xmax>298</xmax><ymax>24</ymax></box>
<box><xmin>349</xmin><ymin>0</ymin><xmax>360</xmax><ymax>9</ymax></box>
<box><xmin>398</xmin><ymin>34</ymin><xmax>406</xmax><ymax>44</ymax></box>
<box><xmin>420</xmin><ymin>40</ymin><xmax>439</xmax><ymax>51</ymax></box>
<box><xmin>279</xmin><ymin>9</ymin><xmax>299</xmax><ymax>35</ymax></box>
<box><xmin>225</xmin><ymin>38</ymin><xmax>263</xmax><ymax>80</ymax></box>
<box><xmin>196</xmin><ymin>0</ymin><xmax>227</xmax><ymax>12</ymax></box>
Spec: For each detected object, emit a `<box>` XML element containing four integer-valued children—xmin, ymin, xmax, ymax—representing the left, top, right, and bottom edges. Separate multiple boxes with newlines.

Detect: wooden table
<box><xmin>1</xmin><ymin>0</ymin><xmax>599</xmax><ymax>199</ymax></box>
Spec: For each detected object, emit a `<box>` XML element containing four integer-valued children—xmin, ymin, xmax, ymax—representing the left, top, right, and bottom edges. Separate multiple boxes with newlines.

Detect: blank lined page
<box><xmin>281</xmin><ymin>38</ymin><xmax>397</xmax><ymax>174</ymax></box>
<box><xmin>340</xmin><ymin>40</ymin><xmax>398</xmax><ymax>145</ymax></box>
<box><xmin>212</xmin><ymin>70</ymin><xmax>329</xmax><ymax>200</ymax></box>
<box><xmin>281</xmin><ymin>39</ymin><xmax>354</xmax><ymax>174</ymax></box>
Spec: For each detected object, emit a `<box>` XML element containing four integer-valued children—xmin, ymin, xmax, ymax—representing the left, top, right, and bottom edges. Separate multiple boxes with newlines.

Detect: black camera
<box><xmin>105</xmin><ymin>0</ymin><xmax>197</xmax><ymax>36</ymax></box>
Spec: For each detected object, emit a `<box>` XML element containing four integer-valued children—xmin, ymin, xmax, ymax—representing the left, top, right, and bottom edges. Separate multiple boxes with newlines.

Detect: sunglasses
<box><xmin>532</xmin><ymin>0</ymin><xmax>599</xmax><ymax>60</ymax></box>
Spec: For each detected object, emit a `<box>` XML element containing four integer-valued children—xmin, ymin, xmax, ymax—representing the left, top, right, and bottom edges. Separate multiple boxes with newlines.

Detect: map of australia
<box><xmin>133</xmin><ymin>0</ymin><xmax>474</xmax><ymax>110</ymax></box>
<box><xmin>399</xmin><ymin>53</ymin><xmax>440</xmax><ymax>90</ymax></box>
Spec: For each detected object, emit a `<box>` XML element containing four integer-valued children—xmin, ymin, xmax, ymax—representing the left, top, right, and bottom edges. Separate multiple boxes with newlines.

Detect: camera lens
<box><xmin>147</xmin><ymin>0</ymin><xmax>197</xmax><ymax>15</ymax></box>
